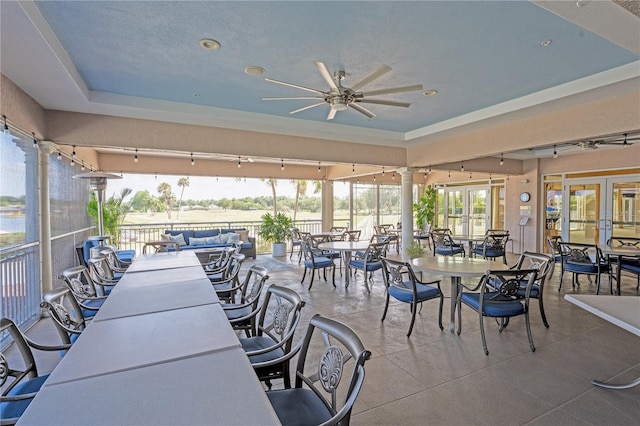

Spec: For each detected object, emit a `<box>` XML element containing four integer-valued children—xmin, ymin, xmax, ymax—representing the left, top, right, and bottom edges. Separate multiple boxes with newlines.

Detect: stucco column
<box><xmin>321</xmin><ymin>180</ymin><xmax>333</xmax><ymax>232</ymax></box>
<box><xmin>38</xmin><ymin>142</ymin><xmax>53</xmax><ymax>293</ymax></box>
<box><xmin>400</xmin><ymin>168</ymin><xmax>414</xmax><ymax>261</ymax></box>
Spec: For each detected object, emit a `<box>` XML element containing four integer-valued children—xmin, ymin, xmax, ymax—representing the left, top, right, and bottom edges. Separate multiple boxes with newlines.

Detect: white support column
<box><xmin>321</xmin><ymin>180</ymin><xmax>333</xmax><ymax>232</ymax></box>
<box><xmin>400</xmin><ymin>168</ymin><xmax>414</xmax><ymax>261</ymax></box>
<box><xmin>38</xmin><ymin>142</ymin><xmax>53</xmax><ymax>293</ymax></box>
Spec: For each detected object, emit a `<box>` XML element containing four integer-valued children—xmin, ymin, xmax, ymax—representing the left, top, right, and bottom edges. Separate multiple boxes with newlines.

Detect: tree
<box><xmin>290</xmin><ymin>179</ymin><xmax>308</xmax><ymax>221</ymax></box>
<box><xmin>87</xmin><ymin>188</ymin><xmax>132</xmax><ymax>245</ymax></box>
<box><xmin>157</xmin><ymin>182</ymin><xmax>175</xmax><ymax>220</ymax></box>
<box><xmin>175</xmin><ymin>177</ymin><xmax>190</xmax><ymax>219</ymax></box>
<box><xmin>260</xmin><ymin>178</ymin><xmax>278</xmax><ymax>215</ymax></box>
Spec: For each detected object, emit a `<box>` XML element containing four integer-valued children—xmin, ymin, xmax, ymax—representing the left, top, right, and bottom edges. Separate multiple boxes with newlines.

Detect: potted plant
<box><xmin>87</xmin><ymin>188</ymin><xmax>132</xmax><ymax>245</ymax></box>
<box><xmin>405</xmin><ymin>240</ymin><xmax>426</xmax><ymax>260</ymax></box>
<box><xmin>259</xmin><ymin>212</ymin><xmax>293</xmax><ymax>257</ymax></box>
<box><xmin>413</xmin><ymin>185</ymin><xmax>436</xmax><ymax>233</ymax></box>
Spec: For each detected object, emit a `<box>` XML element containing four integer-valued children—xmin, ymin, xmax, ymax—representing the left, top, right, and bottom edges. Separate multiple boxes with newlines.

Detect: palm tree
<box><xmin>260</xmin><ymin>178</ymin><xmax>278</xmax><ymax>215</ymax></box>
<box><xmin>291</xmin><ymin>180</ymin><xmax>307</xmax><ymax>221</ymax></box>
<box><xmin>176</xmin><ymin>177</ymin><xmax>190</xmax><ymax>220</ymax></box>
<box><xmin>157</xmin><ymin>182</ymin><xmax>175</xmax><ymax>220</ymax></box>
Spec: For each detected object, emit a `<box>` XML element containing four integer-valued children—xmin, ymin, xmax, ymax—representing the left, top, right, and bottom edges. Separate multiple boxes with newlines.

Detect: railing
<box><xmin>118</xmin><ymin>219</ymin><xmax>323</xmax><ymax>254</ymax></box>
<box><xmin>1</xmin><ymin>242</ymin><xmax>40</xmax><ymax>345</ymax></box>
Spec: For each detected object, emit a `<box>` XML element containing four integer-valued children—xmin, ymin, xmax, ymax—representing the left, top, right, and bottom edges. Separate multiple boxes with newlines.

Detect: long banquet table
<box><xmin>18</xmin><ymin>251</ymin><xmax>280</xmax><ymax>425</ymax></box>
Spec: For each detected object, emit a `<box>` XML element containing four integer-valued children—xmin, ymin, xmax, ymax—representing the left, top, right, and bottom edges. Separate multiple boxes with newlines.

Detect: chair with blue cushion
<box><xmin>40</xmin><ymin>287</ymin><xmax>88</xmax><ymax>351</ymax></box>
<box><xmin>87</xmin><ymin>256</ymin><xmax>121</xmax><ymax>295</ymax></box>
<box><xmin>287</xmin><ymin>228</ymin><xmax>304</xmax><ymax>263</ymax></box>
<box><xmin>210</xmin><ymin>253</ymin><xmax>245</xmax><ymax>302</ymax></box>
<box><xmin>266</xmin><ymin>314</ymin><xmax>371</xmax><ymax>426</ymax></box>
<box><xmin>222</xmin><ymin>265</ymin><xmax>269</xmax><ymax>337</ymax></box>
<box><xmin>348</xmin><ymin>241</ymin><xmax>387</xmax><ymax>292</ymax></box>
<box><xmin>58</xmin><ymin>266</ymin><xmax>108</xmax><ymax>319</ymax></box>
<box><xmin>380</xmin><ymin>258</ymin><xmax>444</xmax><ymax>336</ymax></box>
<box><xmin>457</xmin><ymin>268</ymin><xmax>539</xmax><ymax>355</ymax></box>
<box><xmin>301</xmin><ymin>237</ymin><xmax>336</xmax><ymax>290</ymax></box>
<box><xmin>607</xmin><ymin>237</ymin><xmax>640</xmax><ymax>290</ymax></box>
<box><xmin>490</xmin><ymin>252</ymin><xmax>553</xmax><ymax>328</ymax></box>
<box><xmin>239</xmin><ymin>285</ymin><xmax>306</xmax><ymax>390</ymax></box>
<box><xmin>472</xmin><ymin>230</ymin><xmax>509</xmax><ymax>264</ymax></box>
<box><xmin>0</xmin><ymin>318</ymin><xmax>71</xmax><ymax>425</ymax></box>
<box><xmin>81</xmin><ymin>239</ymin><xmax>135</xmax><ymax>267</ymax></box>
<box><xmin>430</xmin><ymin>230</ymin><xmax>465</xmax><ymax>257</ymax></box>
<box><xmin>558</xmin><ymin>242</ymin><xmax>611</xmax><ymax>294</ymax></box>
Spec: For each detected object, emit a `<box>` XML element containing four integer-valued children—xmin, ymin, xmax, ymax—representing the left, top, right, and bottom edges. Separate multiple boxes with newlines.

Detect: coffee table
<box><xmin>412</xmin><ymin>256</ymin><xmax>510</xmax><ymax>332</ymax></box>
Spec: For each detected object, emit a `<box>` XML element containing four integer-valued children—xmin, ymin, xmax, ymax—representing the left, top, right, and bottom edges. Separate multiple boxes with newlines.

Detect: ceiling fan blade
<box><xmin>349</xmin><ymin>103</ymin><xmax>375</xmax><ymax>119</ymax></box>
<box><xmin>350</xmin><ymin>64</ymin><xmax>392</xmax><ymax>91</ymax></box>
<box><xmin>265</xmin><ymin>78</ymin><xmax>326</xmax><ymax>95</ymax></box>
<box><xmin>327</xmin><ymin>108</ymin><xmax>337</xmax><ymax>120</ymax></box>
<box><xmin>358</xmin><ymin>98</ymin><xmax>411</xmax><ymax>108</ymax></box>
<box><xmin>361</xmin><ymin>84</ymin><xmax>423</xmax><ymax>97</ymax></box>
<box><xmin>314</xmin><ymin>61</ymin><xmax>339</xmax><ymax>91</ymax></box>
<box><xmin>289</xmin><ymin>102</ymin><xmax>326</xmax><ymax>115</ymax></box>
<box><xmin>262</xmin><ymin>97</ymin><xmax>324</xmax><ymax>101</ymax></box>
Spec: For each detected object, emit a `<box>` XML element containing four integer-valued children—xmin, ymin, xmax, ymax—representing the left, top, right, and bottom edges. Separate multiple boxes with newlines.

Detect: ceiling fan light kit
<box><xmin>263</xmin><ymin>61</ymin><xmax>423</xmax><ymax>120</ymax></box>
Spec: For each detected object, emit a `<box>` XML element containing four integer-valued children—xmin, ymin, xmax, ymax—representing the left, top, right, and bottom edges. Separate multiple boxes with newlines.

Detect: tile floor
<box><xmin>16</xmin><ymin>251</ymin><xmax>640</xmax><ymax>425</ymax></box>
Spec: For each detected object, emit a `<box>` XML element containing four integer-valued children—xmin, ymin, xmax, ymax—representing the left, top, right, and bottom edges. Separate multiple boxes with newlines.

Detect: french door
<box><xmin>562</xmin><ymin>176</ymin><xmax>639</xmax><ymax>245</ymax></box>
<box><xmin>443</xmin><ymin>186</ymin><xmax>490</xmax><ymax>235</ymax></box>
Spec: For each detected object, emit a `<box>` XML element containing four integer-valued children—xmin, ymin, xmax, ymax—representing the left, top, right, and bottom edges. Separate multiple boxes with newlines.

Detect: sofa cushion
<box><xmin>236</xmin><ymin>229</ymin><xmax>249</xmax><ymax>242</ymax></box>
<box><xmin>225</xmin><ymin>233</ymin><xmax>241</xmax><ymax>244</ymax></box>
<box><xmin>162</xmin><ymin>233</ymin><xmax>187</xmax><ymax>246</ymax></box>
<box><xmin>193</xmin><ymin>229</ymin><xmax>220</xmax><ymax>238</ymax></box>
<box><xmin>189</xmin><ymin>237</ymin><xmax>208</xmax><ymax>246</ymax></box>
<box><xmin>205</xmin><ymin>235</ymin><xmax>223</xmax><ymax>244</ymax></box>
<box><xmin>164</xmin><ymin>230</ymin><xmax>193</xmax><ymax>245</ymax></box>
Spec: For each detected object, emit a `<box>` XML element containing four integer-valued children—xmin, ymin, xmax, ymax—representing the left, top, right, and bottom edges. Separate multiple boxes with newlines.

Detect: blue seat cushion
<box><xmin>349</xmin><ymin>260</ymin><xmax>382</xmax><ymax>271</ymax></box>
<box><xmin>461</xmin><ymin>292</ymin><xmax>525</xmax><ymax>317</ymax></box>
<box><xmin>305</xmin><ymin>257</ymin><xmax>333</xmax><ymax>269</ymax></box>
<box><xmin>620</xmin><ymin>261</ymin><xmax>640</xmax><ymax>274</ymax></box>
<box><xmin>81</xmin><ymin>298</ymin><xmax>105</xmax><ymax>318</ymax></box>
<box><xmin>389</xmin><ymin>282</ymin><xmax>440</xmax><ymax>303</ymax></box>
<box><xmin>224</xmin><ymin>305</ymin><xmax>252</xmax><ymax>323</ymax></box>
<box><xmin>0</xmin><ymin>374</ymin><xmax>50</xmax><ymax>421</ymax></box>
<box><xmin>473</xmin><ymin>247</ymin><xmax>505</xmax><ymax>257</ymax></box>
<box><xmin>435</xmin><ymin>246</ymin><xmax>465</xmax><ymax>255</ymax></box>
<box><xmin>564</xmin><ymin>261</ymin><xmax>609</xmax><ymax>274</ymax></box>
<box><xmin>115</xmin><ymin>249</ymin><xmax>135</xmax><ymax>262</ymax></box>
<box><xmin>240</xmin><ymin>335</ymin><xmax>285</xmax><ymax>364</ymax></box>
<box><xmin>192</xmin><ymin>229</ymin><xmax>220</xmax><ymax>238</ymax></box>
<box><xmin>267</xmin><ymin>388</ymin><xmax>332</xmax><ymax>426</ymax></box>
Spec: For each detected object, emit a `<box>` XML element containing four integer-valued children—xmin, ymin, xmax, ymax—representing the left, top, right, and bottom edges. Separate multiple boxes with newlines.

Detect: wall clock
<box><xmin>519</xmin><ymin>192</ymin><xmax>531</xmax><ymax>203</ymax></box>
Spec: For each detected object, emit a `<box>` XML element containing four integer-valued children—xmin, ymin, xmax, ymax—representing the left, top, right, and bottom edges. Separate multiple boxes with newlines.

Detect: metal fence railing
<box><xmin>1</xmin><ymin>243</ymin><xmax>40</xmax><ymax>346</ymax></box>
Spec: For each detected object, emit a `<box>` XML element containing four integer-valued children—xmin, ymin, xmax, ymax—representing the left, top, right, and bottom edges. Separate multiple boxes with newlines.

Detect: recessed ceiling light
<box><xmin>244</xmin><ymin>66</ymin><xmax>265</xmax><ymax>76</ymax></box>
<box><xmin>541</xmin><ymin>39</ymin><xmax>552</xmax><ymax>47</ymax></box>
<box><xmin>423</xmin><ymin>90</ymin><xmax>438</xmax><ymax>96</ymax></box>
<box><xmin>199</xmin><ymin>38</ymin><xmax>221</xmax><ymax>50</ymax></box>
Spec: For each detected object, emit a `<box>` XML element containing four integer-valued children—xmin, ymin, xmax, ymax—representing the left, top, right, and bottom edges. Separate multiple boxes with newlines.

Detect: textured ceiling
<box><xmin>1</xmin><ymin>0</ymin><xmax>639</xmax><ymax>146</ymax></box>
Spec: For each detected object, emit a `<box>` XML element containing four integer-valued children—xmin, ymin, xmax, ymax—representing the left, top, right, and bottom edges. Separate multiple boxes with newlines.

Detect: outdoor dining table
<box><xmin>412</xmin><ymin>256</ymin><xmax>510</xmax><ymax>332</ymax></box>
<box><xmin>125</xmin><ymin>250</ymin><xmax>203</xmax><ymax>272</ymax></box>
<box><xmin>18</xmin><ymin>251</ymin><xmax>281</xmax><ymax>425</ymax></box>
<box><xmin>318</xmin><ymin>240</ymin><xmax>370</xmax><ymax>286</ymax></box>
<box><xmin>564</xmin><ymin>294</ymin><xmax>640</xmax><ymax>389</ymax></box>
<box><xmin>451</xmin><ymin>234</ymin><xmax>486</xmax><ymax>256</ymax></box>
<box><xmin>601</xmin><ymin>245</ymin><xmax>640</xmax><ymax>295</ymax></box>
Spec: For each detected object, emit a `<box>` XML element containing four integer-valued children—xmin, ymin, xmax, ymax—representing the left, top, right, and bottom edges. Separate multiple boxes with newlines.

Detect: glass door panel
<box><xmin>566</xmin><ymin>182</ymin><xmax>600</xmax><ymax>244</ymax></box>
<box><xmin>467</xmin><ymin>188</ymin><xmax>488</xmax><ymax>235</ymax></box>
<box><xmin>446</xmin><ymin>190</ymin><xmax>464</xmax><ymax>234</ymax></box>
<box><xmin>608</xmin><ymin>179</ymin><xmax>640</xmax><ymax>240</ymax></box>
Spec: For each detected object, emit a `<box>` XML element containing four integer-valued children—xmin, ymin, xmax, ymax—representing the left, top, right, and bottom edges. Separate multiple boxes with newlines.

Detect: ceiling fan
<box><xmin>262</xmin><ymin>61</ymin><xmax>423</xmax><ymax>120</ymax></box>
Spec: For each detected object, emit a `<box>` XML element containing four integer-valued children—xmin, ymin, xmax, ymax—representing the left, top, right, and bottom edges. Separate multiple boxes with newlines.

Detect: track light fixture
<box><xmin>500</xmin><ymin>153</ymin><xmax>504</xmax><ymax>166</ymax></box>
<box><xmin>553</xmin><ymin>145</ymin><xmax>558</xmax><ymax>158</ymax></box>
<box><xmin>57</xmin><ymin>151</ymin><xmax>62</xmax><ymax>161</ymax></box>
<box><xmin>191</xmin><ymin>153</ymin><xmax>195</xmax><ymax>166</ymax></box>
<box><xmin>469</xmin><ymin>171</ymin><xmax>472</xmax><ymax>179</ymax></box>
<box><xmin>281</xmin><ymin>159</ymin><xmax>284</xmax><ymax>171</ymax></box>
<box><xmin>81</xmin><ymin>161</ymin><xmax>85</xmax><ymax>171</ymax></box>
<box><xmin>32</xmin><ymin>132</ymin><xmax>37</xmax><ymax>149</ymax></box>
<box><xmin>318</xmin><ymin>162</ymin><xmax>321</xmax><ymax>172</ymax></box>
<box><xmin>134</xmin><ymin>149</ymin><xmax>139</xmax><ymax>163</ymax></box>
<box><xmin>428</xmin><ymin>165</ymin><xmax>432</xmax><ymax>174</ymax></box>
<box><xmin>352</xmin><ymin>164</ymin><xmax>355</xmax><ymax>173</ymax></box>
<box><xmin>71</xmin><ymin>145</ymin><xmax>76</xmax><ymax>166</ymax></box>
<box><xmin>382</xmin><ymin>166</ymin><xmax>385</xmax><ymax>176</ymax></box>
<box><xmin>623</xmin><ymin>133</ymin><xmax>628</xmax><ymax>147</ymax></box>
<box><xmin>237</xmin><ymin>156</ymin><xmax>241</xmax><ymax>168</ymax></box>
<box><xmin>460</xmin><ymin>162</ymin><xmax>464</xmax><ymax>172</ymax></box>
<box><xmin>373</xmin><ymin>174</ymin><xmax>376</xmax><ymax>182</ymax></box>
<box><xmin>448</xmin><ymin>170</ymin><xmax>451</xmax><ymax>178</ymax></box>
<box><xmin>424</xmin><ymin>172</ymin><xmax>427</xmax><ymax>180</ymax></box>
<box><xmin>392</xmin><ymin>171</ymin><xmax>395</xmax><ymax>180</ymax></box>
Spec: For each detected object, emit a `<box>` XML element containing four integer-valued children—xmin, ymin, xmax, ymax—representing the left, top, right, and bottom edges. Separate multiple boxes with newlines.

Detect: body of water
<box><xmin>0</xmin><ymin>214</ymin><xmax>25</xmax><ymax>233</ymax></box>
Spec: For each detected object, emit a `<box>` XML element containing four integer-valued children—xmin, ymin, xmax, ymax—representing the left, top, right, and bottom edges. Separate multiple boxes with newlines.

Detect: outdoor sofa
<box><xmin>163</xmin><ymin>228</ymin><xmax>256</xmax><ymax>259</ymax></box>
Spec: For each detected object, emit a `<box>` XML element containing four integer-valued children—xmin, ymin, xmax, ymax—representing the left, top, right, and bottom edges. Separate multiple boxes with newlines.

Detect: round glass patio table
<box><xmin>318</xmin><ymin>241</ymin><xmax>371</xmax><ymax>286</ymax></box>
<box><xmin>412</xmin><ymin>256</ymin><xmax>510</xmax><ymax>332</ymax></box>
